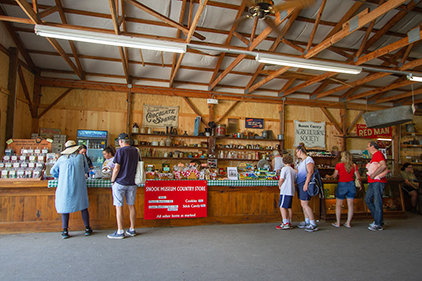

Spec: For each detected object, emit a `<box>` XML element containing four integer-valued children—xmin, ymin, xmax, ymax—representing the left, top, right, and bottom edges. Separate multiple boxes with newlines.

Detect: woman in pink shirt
<box><xmin>327</xmin><ymin>151</ymin><xmax>362</xmax><ymax>228</ymax></box>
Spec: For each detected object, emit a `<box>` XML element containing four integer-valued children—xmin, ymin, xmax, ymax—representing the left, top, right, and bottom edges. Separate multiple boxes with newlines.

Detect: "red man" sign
<box><xmin>356</xmin><ymin>124</ymin><xmax>392</xmax><ymax>138</ymax></box>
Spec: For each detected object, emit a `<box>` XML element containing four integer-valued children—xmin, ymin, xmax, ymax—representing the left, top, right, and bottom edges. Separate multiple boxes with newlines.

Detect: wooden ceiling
<box><xmin>1</xmin><ymin>0</ymin><xmax>422</xmax><ymax>111</ymax></box>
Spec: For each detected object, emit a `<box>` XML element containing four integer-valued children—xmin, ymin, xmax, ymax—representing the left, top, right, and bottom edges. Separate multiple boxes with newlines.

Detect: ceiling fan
<box><xmin>235</xmin><ymin>0</ymin><xmax>316</xmax><ymax>36</ymax></box>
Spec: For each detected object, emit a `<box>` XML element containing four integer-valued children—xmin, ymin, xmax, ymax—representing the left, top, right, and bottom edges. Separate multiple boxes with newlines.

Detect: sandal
<box><xmin>343</xmin><ymin>223</ymin><xmax>351</xmax><ymax>228</ymax></box>
<box><xmin>331</xmin><ymin>223</ymin><xmax>340</xmax><ymax>228</ymax></box>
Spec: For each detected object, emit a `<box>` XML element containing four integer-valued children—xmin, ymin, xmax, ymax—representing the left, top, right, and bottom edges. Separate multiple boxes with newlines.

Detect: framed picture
<box><xmin>227</xmin><ymin>167</ymin><xmax>238</xmax><ymax>180</ymax></box>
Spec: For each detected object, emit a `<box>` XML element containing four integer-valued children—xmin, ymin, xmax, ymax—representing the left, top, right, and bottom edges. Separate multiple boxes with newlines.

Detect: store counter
<box><xmin>0</xmin><ymin>178</ymin><xmax>316</xmax><ymax>234</ymax></box>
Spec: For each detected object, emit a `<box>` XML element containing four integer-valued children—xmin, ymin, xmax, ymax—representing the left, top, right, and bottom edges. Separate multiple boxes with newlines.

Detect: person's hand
<box><xmin>303</xmin><ymin>183</ymin><xmax>308</xmax><ymax>192</ymax></box>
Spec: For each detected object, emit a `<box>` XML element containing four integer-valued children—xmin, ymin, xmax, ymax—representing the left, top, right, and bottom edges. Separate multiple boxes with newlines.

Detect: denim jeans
<box><xmin>364</xmin><ymin>182</ymin><xmax>386</xmax><ymax>226</ymax></box>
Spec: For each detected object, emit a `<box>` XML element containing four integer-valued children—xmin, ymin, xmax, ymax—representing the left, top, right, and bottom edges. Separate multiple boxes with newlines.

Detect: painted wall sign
<box><xmin>356</xmin><ymin>124</ymin><xmax>392</xmax><ymax>138</ymax></box>
<box><xmin>294</xmin><ymin>121</ymin><xmax>326</xmax><ymax>148</ymax></box>
<box><xmin>143</xmin><ymin>104</ymin><xmax>179</xmax><ymax>128</ymax></box>
<box><xmin>245</xmin><ymin>118</ymin><xmax>264</xmax><ymax>129</ymax></box>
<box><xmin>144</xmin><ymin>180</ymin><xmax>207</xmax><ymax>220</ymax></box>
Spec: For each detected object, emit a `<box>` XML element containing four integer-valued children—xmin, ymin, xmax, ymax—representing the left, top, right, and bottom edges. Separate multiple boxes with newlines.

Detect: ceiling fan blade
<box><xmin>232</xmin><ymin>15</ymin><xmax>250</xmax><ymax>25</ymax></box>
<box><xmin>263</xmin><ymin>17</ymin><xmax>284</xmax><ymax>37</ymax></box>
<box><xmin>272</xmin><ymin>0</ymin><xmax>316</xmax><ymax>13</ymax></box>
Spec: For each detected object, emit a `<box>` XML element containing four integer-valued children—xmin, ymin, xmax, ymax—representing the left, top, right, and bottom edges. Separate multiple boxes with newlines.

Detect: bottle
<box><xmin>89</xmin><ymin>168</ymin><xmax>95</xmax><ymax>179</ymax></box>
<box><xmin>132</xmin><ymin>123</ymin><xmax>139</xmax><ymax>133</ymax></box>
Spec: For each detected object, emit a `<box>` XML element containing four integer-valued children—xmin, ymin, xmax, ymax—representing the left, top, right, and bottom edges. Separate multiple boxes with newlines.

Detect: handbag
<box><xmin>135</xmin><ymin>149</ymin><xmax>145</xmax><ymax>185</ymax></box>
<box><xmin>354</xmin><ymin>164</ymin><xmax>361</xmax><ymax>188</ymax></box>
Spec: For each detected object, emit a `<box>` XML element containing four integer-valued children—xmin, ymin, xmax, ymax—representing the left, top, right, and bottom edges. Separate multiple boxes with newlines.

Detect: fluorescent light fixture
<box><xmin>377</xmin><ymin>138</ymin><xmax>392</xmax><ymax>141</ymax></box>
<box><xmin>407</xmin><ymin>74</ymin><xmax>422</xmax><ymax>82</ymax></box>
<box><xmin>255</xmin><ymin>54</ymin><xmax>362</xmax><ymax>74</ymax></box>
<box><xmin>34</xmin><ymin>25</ymin><xmax>186</xmax><ymax>53</ymax></box>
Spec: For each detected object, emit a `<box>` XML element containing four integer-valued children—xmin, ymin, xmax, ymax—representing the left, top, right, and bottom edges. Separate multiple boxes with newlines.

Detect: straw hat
<box><xmin>61</xmin><ymin>140</ymin><xmax>81</xmax><ymax>155</ymax></box>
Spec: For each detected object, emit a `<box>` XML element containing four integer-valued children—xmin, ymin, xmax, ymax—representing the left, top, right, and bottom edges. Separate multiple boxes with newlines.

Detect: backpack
<box><xmin>307</xmin><ymin>169</ymin><xmax>324</xmax><ymax>198</ymax></box>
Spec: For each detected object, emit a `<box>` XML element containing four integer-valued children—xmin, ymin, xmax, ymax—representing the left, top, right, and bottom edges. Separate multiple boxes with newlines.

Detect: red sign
<box><xmin>356</xmin><ymin>124</ymin><xmax>392</xmax><ymax>138</ymax></box>
<box><xmin>144</xmin><ymin>180</ymin><xmax>207</xmax><ymax>220</ymax></box>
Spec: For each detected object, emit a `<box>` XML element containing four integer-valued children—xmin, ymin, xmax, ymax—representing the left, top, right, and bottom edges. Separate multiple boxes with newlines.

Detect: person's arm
<box><xmin>278</xmin><ymin>178</ymin><xmax>285</xmax><ymax>189</ymax></box>
<box><xmin>303</xmin><ymin>162</ymin><xmax>315</xmax><ymax>192</ymax></box>
<box><xmin>111</xmin><ymin>163</ymin><xmax>121</xmax><ymax>184</ymax></box>
<box><xmin>369</xmin><ymin>160</ymin><xmax>387</xmax><ymax>179</ymax></box>
<box><xmin>327</xmin><ymin>170</ymin><xmax>339</xmax><ymax>179</ymax></box>
<box><xmin>404</xmin><ymin>177</ymin><xmax>419</xmax><ymax>189</ymax></box>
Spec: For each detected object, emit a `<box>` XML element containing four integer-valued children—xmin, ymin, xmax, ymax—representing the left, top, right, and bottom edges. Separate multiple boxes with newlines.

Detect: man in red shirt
<box><xmin>364</xmin><ymin>141</ymin><xmax>387</xmax><ymax>231</ymax></box>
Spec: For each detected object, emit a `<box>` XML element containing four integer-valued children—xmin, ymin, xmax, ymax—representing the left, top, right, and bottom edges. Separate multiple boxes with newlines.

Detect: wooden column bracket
<box><xmin>17</xmin><ymin>65</ymin><xmax>36</xmax><ymax>118</ymax></box>
<box><xmin>183</xmin><ymin>97</ymin><xmax>209</xmax><ymax>128</ymax></box>
<box><xmin>216</xmin><ymin>101</ymin><xmax>239</xmax><ymax>124</ymax></box>
<box><xmin>320</xmin><ymin>107</ymin><xmax>343</xmax><ymax>134</ymax></box>
<box><xmin>38</xmin><ymin>88</ymin><xmax>73</xmax><ymax>119</ymax></box>
<box><xmin>346</xmin><ymin>111</ymin><xmax>363</xmax><ymax>134</ymax></box>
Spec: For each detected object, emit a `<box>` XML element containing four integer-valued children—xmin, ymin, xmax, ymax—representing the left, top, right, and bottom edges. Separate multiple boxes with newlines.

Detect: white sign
<box><xmin>143</xmin><ymin>104</ymin><xmax>179</xmax><ymax>128</ymax></box>
<box><xmin>294</xmin><ymin>121</ymin><xmax>326</xmax><ymax>148</ymax></box>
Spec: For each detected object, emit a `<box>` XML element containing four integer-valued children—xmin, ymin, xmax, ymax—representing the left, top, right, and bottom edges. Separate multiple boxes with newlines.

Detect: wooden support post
<box><xmin>340</xmin><ymin>108</ymin><xmax>347</xmax><ymax>151</ymax></box>
<box><xmin>393</xmin><ymin>125</ymin><xmax>400</xmax><ymax>176</ymax></box>
<box><xmin>6</xmin><ymin>47</ymin><xmax>18</xmax><ymax>140</ymax></box>
<box><xmin>32</xmin><ymin>82</ymin><xmax>41</xmax><ymax>133</ymax></box>
<box><xmin>126</xmin><ymin>83</ymin><xmax>133</xmax><ymax>134</ymax></box>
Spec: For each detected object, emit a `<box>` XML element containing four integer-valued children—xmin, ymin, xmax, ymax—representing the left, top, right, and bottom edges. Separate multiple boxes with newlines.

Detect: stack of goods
<box><xmin>0</xmin><ymin>147</ymin><xmax>57</xmax><ymax>179</ymax></box>
<box><xmin>145</xmin><ymin>165</ymin><xmax>156</xmax><ymax>179</ymax></box>
<box><xmin>51</xmin><ymin>134</ymin><xmax>67</xmax><ymax>154</ymax></box>
<box><xmin>238</xmin><ymin>163</ymin><xmax>257</xmax><ymax>180</ymax></box>
<box><xmin>256</xmin><ymin>168</ymin><xmax>278</xmax><ymax>180</ymax></box>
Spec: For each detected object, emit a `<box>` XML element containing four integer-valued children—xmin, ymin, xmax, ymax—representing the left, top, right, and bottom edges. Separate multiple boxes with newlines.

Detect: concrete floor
<box><xmin>1</xmin><ymin>213</ymin><xmax>422</xmax><ymax>281</ymax></box>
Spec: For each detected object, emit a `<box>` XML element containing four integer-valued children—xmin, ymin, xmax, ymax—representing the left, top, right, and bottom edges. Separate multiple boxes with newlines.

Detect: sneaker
<box><xmin>125</xmin><ymin>229</ymin><xmax>137</xmax><ymax>237</ymax></box>
<box><xmin>297</xmin><ymin>221</ymin><xmax>309</xmax><ymax>229</ymax></box>
<box><xmin>107</xmin><ymin>231</ymin><xmax>125</xmax><ymax>239</ymax></box>
<box><xmin>61</xmin><ymin>230</ymin><xmax>69</xmax><ymax>239</ymax></box>
<box><xmin>289</xmin><ymin>223</ymin><xmax>293</xmax><ymax>228</ymax></box>
<box><xmin>305</xmin><ymin>224</ymin><xmax>318</xmax><ymax>232</ymax></box>
<box><xmin>275</xmin><ymin>223</ymin><xmax>291</xmax><ymax>230</ymax></box>
<box><xmin>368</xmin><ymin>224</ymin><xmax>383</xmax><ymax>231</ymax></box>
<box><xmin>369</xmin><ymin>221</ymin><xmax>385</xmax><ymax>227</ymax></box>
<box><xmin>85</xmin><ymin>227</ymin><xmax>93</xmax><ymax>236</ymax></box>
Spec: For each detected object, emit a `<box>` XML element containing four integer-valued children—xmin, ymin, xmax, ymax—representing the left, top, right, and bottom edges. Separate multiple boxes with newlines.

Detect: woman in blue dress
<box><xmin>51</xmin><ymin>140</ymin><xmax>92</xmax><ymax>239</ymax></box>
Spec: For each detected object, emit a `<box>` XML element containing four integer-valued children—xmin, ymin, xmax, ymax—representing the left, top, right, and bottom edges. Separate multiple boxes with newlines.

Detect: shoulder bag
<box><xmin>354</xmin><ymin>164</ymin><xmax>361</xmax><ymax>188</ymax></box>
<box><xmin>135</xmin><ymin>148</ymin><xmax>145</xmax><ymax>185</ymax></box>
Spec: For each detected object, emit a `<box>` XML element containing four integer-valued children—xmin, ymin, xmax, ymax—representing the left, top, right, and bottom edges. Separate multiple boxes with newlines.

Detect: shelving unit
<box><xmin>400</xmin><ymin>128</ymin><xmax>422</xmax><ymax>165</ymax></box>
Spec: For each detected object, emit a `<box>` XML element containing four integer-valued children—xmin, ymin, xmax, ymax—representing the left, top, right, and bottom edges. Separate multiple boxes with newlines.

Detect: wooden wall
<box><xmin>38</xmin><ymin>86</ymin><xmax>348</xmax><ymax>152</ymax></box>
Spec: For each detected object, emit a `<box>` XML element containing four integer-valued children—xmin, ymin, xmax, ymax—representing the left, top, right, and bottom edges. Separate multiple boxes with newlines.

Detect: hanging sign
<box><xmin>356</xmin><ymin>124</ymin><xmax>392</xmax><ymax>138</ymax></box>
<box><xmin>144</xmin><ymin>180</ymin><xmax>207</xmax><ymax>220</ymax></box>
<box><xmin>245</xmin><ymin>118</ymin><xmax>264</xmax><ymax>129</ymax></box>
<box><xmin>143</xmin><ymin>104</ymin><xmax>179</xmax><ymax>128</ymax></box>
<box><xmin>294</xmin><ymin>121</ymin><xmax>326</xmax><ymax>148</ymax></box>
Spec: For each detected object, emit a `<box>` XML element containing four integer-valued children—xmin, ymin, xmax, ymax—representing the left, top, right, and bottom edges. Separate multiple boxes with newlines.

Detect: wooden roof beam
<box><xmin>124</xmin><ymin>0</ymin><xmax>205</xmax><ymax>41</ymax></box>
<box><xmin>376</xmin><ymin>87</ymin><xmax>422</xmax><ymax>104</ymax></box>
<box><xmin>244</xmin><ymin>9</ymin><xmax>301</xmax><ymax>91</ymax></box>
<box><xmin>208</xmin><ymin>1</ymin><xmax>247</xmax><ymax>88</ymax></box>
<box><xmin>321</xmin><ymin>107</ymin><xmax>343</xmax><ymax>134</ymax></box>
<box><xmin>108</xmin><ymin>0</ymin><xmax>129</xmax><ymax>83</ymax></box>
<box><xmin>363</xmin><ymin>0</ymin><xmax>421</xmax><ymax>51</ymax></box>
<box><xmin>306</xmin><ymin>0</ymin><xmax>327</xmax><ymax>52</ymax></box>
<box><xmin>0</xmin><ymin>7</ymin><xmax>36</xmax><ymax>70</ymax></box>
<box><xmin>55</xmin><ymin>0</ymin><xmax>85</xmax><ymax>80</ymax></box>
<box><xmin>169</xmin><ymin>0</ymin><xmax>208</xmax><ymax>87</ymax></box>
<box><xmin>15</xmin><ymin>0</ymin><xmax>82</xmax><ymax>79</ymax></box>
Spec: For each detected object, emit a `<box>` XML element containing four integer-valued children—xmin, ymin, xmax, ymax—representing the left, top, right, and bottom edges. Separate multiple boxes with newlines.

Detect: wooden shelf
<box><xmin>215</xmin><ymin>147</ymin><xmax>273</xmax><ymax>152</ymax></box>
<box><xmin>401</xmin><ymin>132</ymin><xmax>422</xmax><ymax>136</ymax></box>
<box><xmin>215</xmin><ymin>136</ymin><xmax>281</xmax><ymax>142</ymax></box>
<box><xmin>136</xmin><ymin>145</ymin><xmax>208</xmax><ymax>149</ymax></box>
<box><xmin>131</xmin><ymin>133</ymin><xmax>208</xmax><ymax>139</ymax></box>
<box><xmin>216</xmin><ymin>158</ymin><xmax>260</xmax><ymax>162</ymax></box>
<box><xmin>142</xmin><ymin>157</ymin><xmax>208</xmax><ymax>160</ymax></box>
<box><xmin>401</xmin><ymin>144</ymin><xmax>422</xmax><ymax>148</ymax></box>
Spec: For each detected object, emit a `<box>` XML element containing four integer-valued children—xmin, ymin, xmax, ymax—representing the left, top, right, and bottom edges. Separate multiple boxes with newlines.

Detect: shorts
<box><xmin>279</xmin><ymin>194</ymin><xmax>293</xmax><ymax>209</ymax></box>
<box><xmin>336</xmin><ymin>181</ymin><xmax>356</xmax><ymax>199</ymax></box>
<box><xmin>297</xmin><ymin>181</ymin><xmax>311</xmax><ymax>201</ymax></box>
<box><xmin>112</xmin><ymin>182</ymin><xmax>137</xmax><ymax>206</ymax></box>
<box><xmin>402</xmin><ymin>184</ymin><xmax>417</xmax><ymax>194</ymax></box>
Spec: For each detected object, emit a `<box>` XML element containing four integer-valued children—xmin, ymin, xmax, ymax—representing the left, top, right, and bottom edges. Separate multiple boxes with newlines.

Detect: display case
<box><xmin>321</xmin><ymin>178</ymin><xmax>405</xmax><ymax>221</ymax></box>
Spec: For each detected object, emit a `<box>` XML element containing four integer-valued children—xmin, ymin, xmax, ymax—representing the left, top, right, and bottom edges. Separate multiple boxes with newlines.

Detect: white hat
<box><xmin>61</xmin><ymin>140</ymin><xmax>81</xmax><ymax>155</ymax></box>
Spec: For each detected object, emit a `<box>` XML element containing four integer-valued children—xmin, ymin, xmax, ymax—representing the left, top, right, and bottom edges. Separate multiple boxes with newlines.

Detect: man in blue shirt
<box><xmin>108</xmin><ymin>133</ymin><xmax>140</xmax><ymax>239</ymax></box>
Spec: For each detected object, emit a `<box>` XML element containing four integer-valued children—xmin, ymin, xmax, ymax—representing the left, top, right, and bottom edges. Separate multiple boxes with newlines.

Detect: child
<box><xmin>276</xmin><ymin>155</ymin><xmax>297</xmax><ymax>230</ymax></box>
